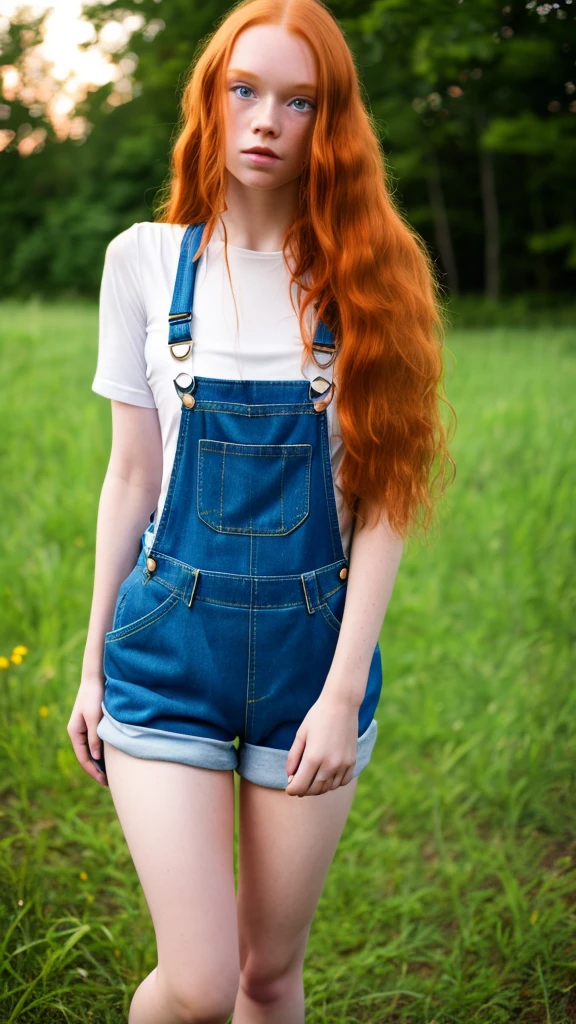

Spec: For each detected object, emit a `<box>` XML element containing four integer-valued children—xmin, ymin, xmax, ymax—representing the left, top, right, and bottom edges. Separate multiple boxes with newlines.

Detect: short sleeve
<box><xmin>91</xmin><ymin>223</ymin><xmax>157</xmax><ymax>408</ymax></box>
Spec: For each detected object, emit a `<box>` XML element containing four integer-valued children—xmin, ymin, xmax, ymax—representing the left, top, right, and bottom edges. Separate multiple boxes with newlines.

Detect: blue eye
<box><xmin>233</xmin><ymin>85</ymin><xmax>254</xmax><ymax>100</ymax></box>
<box><xmin>291</xmin><ymin>98</ymin><xmax>314</xmax><ymax>112</ymax></box>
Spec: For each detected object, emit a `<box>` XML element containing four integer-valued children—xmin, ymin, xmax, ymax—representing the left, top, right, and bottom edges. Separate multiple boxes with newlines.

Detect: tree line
<box><xmin>0</xmin><ymin>0</ymin><xmax>574</xmax><ymax>299</ymax></box>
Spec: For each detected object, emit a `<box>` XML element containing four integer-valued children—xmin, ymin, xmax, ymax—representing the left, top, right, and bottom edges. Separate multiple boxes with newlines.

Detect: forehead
<box><xmin>227</xmin><ymin>24</ymin><xmax>317</xmax><ymax>86</ymax></box>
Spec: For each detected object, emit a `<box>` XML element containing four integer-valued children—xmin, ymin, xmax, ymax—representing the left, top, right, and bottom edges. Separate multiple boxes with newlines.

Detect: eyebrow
<box><xmin>226</xmin><ymin>68</ymin><xmax>317</xmax><ymax>95</ymax></box>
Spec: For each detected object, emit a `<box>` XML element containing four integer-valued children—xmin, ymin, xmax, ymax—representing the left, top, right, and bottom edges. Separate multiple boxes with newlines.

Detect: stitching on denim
<box><xmin>139</xmin><ymin>581</ymin><xmax>344</xmax><ymax>610</ymax></box>
<box><xmin>197</xmin><ymin>522</ymin><xmax>311</xmax><ymax>536</ymax></box>
<box><xmin>280</xmin><ymin>453</ymin><xmax>285</xmax><ymax>532</ymax></box>
<box><xmin>244</xmin><ymin>560</ymin><xmax>254</xmax><ymax>739</ymax></box>
<box><xmin>193</xmin><ymin>596</ymin><xmax>305</xmax><ymax>608</ymax></box>
<box><xmin>153</xmin><ymin>575</ymin><xmax>184</xmax><ymax>599</ymax></box>
<box><xmin>188</xmin><ymin>377</ymin><xmax>310</xmax><ymax>386</ymax></box>
<box><xmin>249</xmin><ymin>576</ymin><xmax>257</xmax><ymax>735</ymax></box>
<box><xmin>149</xmin><ymin>548</ymin><xmax>346</xmax><ymax>583</ymax></box>
<box><xmin>104</xmin><ymin>593</ymin><xmax>180</xmax><ymax>643</ymax></box>
<box><xmin>318</xmin><ymin>406</ymin><xmax>338</xmax><ymax>562</ymax></box>
<box><xmin>148</xmin><ymin>551</ymin><xmax>198</xmax><ymax>575</ymax></box>
<box><xmin>219</xmin><ymin>447</ymin><xmax>225</xmax><ymax>531</ymax></box>
<box><xmin>320</xmin><ymin>405</ymin><xmax>345</xmax><ymax>561</ymax></box>
<box><xmin>194</xmin><ymin>398</ymin><xmax>311</xmax><ymax>405</ymax></box>
<box><xmin>199</xmin><ymin>440</ymin><xmax>311</xmax><ymax>455</ymax></box>
<box><xmin>317</xmin><ymin>601</ymin><xmax>342</xmax><ymax>634</ymax></box>
<box><xmin>153</xmin><ymin>405</ymin><xmax>190</xmax><ymax>550</ymax></box>
<box><xmin>191</xmin><ymin>406</ymin><xmax>316</xmax><ymax>417</ymax></box>
<box><xmin>197</xmin><ymin>440</ymin><xmax>312</xmax><ymax>536</ymax></box>
<box><xmin>320</xmin><ymin>583</ymin><xmax>345</xmax><ymax>601</ymax></box>
<box><xmin>114</xmin><ymin>575</ymin><xmax>142</xmax><ymax>628</ymax></box>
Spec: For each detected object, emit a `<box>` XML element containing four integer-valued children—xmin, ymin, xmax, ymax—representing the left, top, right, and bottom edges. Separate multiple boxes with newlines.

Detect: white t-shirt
<box><xmin>92</xmin><ymin>219</ymin><xmax>353</xmax><ymax>558</ymax></box>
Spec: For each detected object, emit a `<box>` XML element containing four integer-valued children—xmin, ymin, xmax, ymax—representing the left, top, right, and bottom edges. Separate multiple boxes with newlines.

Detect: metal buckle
<box><xmin>173</xmin><ymin>372</ymin><xmax>197</xmax><ymax>402</ymax></box>
<box><xmin>311</xmin><ymin>344</ymin><xmax>337</xmax><ymax>370</ymax></box>
<box><xmin>169</xmin><ymin>341</ymin><xmax>192</xmax><ymax>361</ymax></box>
<box><xmin>168</xmin><ymin>312</ymin><xmax>192</xmax><ymax>324</ymax></box>
<box><xmin>309</xmin><ymin>376</ymin><xmax>335</xmax><ymax>412</ymax></box>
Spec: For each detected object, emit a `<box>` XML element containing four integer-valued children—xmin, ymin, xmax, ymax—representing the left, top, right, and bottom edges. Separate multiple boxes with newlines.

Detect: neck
<box><xmin>219</xmin><ymin>173</ymin><xmax>300</xmax><ymax>252</ymax></box>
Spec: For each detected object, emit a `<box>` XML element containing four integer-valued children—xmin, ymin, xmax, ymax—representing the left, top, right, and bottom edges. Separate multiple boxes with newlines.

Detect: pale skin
<box><xmin>67</xmin><ymin>23</ymin><xmax>404</xmax><ymax>1024</ymax></box>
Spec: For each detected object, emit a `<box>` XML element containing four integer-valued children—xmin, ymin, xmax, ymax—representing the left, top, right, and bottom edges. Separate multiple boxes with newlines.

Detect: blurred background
<box><xmin>1</xmin><ymin>2</ymin><xmax>575</xmax><ymax>1023</ymax></box>
<box><xmin>0</xmin><ymin>0</ymin><xmax>575</xmax><ymax>309</ymax></box>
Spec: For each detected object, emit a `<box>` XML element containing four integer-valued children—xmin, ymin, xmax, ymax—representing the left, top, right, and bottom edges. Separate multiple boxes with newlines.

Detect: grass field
<box><xmin>0</xmin><ymin>301</ymin><xmax>574</xmax><ymax>1023</ymax></box>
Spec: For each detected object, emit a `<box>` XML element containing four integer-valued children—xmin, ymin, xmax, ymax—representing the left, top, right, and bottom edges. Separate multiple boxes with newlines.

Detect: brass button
<box><xmin>146</xmin><ymin>557</ymin><xmax>157</xmax><ymax>573</ymax></box>
<box><xmin>182</xmin><ymin>393</ymin><xmax>195</xmax><ymax>408</ymax></box>
<box><xmin>339</xmin><ymin>566</ymin><xmax>348</xmax><ymax>580</ymax></box>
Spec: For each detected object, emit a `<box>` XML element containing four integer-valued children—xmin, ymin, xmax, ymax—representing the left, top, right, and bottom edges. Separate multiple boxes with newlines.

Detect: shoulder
<box><xmin>105</xmin><ymin>221</ymin><xmax>187</xmax><ymax>266</ymax></box>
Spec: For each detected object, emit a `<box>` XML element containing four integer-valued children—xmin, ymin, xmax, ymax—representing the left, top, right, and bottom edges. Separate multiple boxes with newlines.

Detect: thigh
<box><xmin>236</xmin><ymin>775</ymin><xmax>359</xmax><ymax>968</ymax></box>
<box><xmin>103</xmin><ymin>740</ymin><xmax>240</xmax><ymax>985</ymax></box>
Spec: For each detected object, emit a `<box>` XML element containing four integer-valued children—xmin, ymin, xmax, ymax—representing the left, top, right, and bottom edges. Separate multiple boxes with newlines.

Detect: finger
<box><xmin>87</xmin><ymin>719</ymin><xmax>103</xmax><ymax>763</ymax></box>
<box><xmin>285</xmin><ymin>730</ymin><xmax>307</xmax><ymax>780</ymax></box>
<box><xmin>304</xmin><ymin>769</ymin><xmax>337</xmax><ymax>798</ymax></box>
<box><xmin>79</xmin><ymin>742</ymin><xmax>109</xmax><ymax>787</ymax></box>
<box><xmin>317</xmin><ymin>775</ymin><xmax>337</xmax><ymax>795</ymax></box>
<box><xmin>285</xmin><ymin>758</ymin><xmax>321</xmax><ymax>797</ymax></box>
<box><xmin>68</xmin><ymin>721</ymin><xmax>108</xmax><ymax>787</ymax></box>
<box><xmin>315</xmin><ymin>765</ymin><xmax>353</xmax><ymax>795</ymax></box>
<box><xmin>340</xmin><ymin>765</ymin><xmax>355</xmax><ymax>787</ymax></box>
<box><xmin>313</xmin><ymin>775</ymin><xmax>338</xmax><ymax>796</ymax></box>
<box><xmin>315</xmin><ymin>774</ymin><xmax>338</xmax><ymax>790</ymax></box>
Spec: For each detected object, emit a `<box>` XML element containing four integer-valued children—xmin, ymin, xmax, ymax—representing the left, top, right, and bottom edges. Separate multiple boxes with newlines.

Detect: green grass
<box><xmin>0</xmin><ymin>301</ymin><xmax>574</xmax><ymax>1023</ymax></box>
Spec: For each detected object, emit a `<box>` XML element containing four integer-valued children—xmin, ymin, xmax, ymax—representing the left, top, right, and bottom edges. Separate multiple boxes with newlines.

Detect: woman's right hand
<box><xmin>67</xmin><ymin>676</ymin><xmax>109</xmax><ymax>787</ymax></box>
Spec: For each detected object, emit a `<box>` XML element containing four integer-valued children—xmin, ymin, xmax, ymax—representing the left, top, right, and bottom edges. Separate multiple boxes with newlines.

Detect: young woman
<box><xmin>68</xmin><ymin>0</ymin><xmax>452</xmax><ymax>1020</ymax></box>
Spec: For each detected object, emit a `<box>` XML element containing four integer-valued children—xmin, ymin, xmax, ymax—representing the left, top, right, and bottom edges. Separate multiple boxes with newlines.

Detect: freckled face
<box><xmin>223</xmin><ymin>24</ymin><xmax>318</xmax><ymax>191</ymax></box>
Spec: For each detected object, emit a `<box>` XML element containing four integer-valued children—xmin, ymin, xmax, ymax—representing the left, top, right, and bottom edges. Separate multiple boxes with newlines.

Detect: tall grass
<box><xmin>0</xmin><ymin>302</ymin><xmax>574</xmax><ymax>1022</ymax></box>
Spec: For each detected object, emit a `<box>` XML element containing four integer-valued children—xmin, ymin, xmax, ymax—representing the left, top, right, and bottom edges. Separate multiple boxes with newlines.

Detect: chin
<box><xmin>228</xmin><ymin>166</ymin><xmax>289</xmax><ymax>191</ymax></box>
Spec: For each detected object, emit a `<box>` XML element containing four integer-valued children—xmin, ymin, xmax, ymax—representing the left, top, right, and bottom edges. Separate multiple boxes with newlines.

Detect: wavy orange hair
<box><xmin>155</xmin><ymin>0</ymin><xmax>455</xmax><ymax>541</ymax></box>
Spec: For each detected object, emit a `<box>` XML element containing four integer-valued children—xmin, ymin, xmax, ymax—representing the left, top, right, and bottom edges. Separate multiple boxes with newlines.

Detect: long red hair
<box><xmin>155</xmin><ymin>0</ymin><xmax>455</xmax><ymax>541</ymax></box>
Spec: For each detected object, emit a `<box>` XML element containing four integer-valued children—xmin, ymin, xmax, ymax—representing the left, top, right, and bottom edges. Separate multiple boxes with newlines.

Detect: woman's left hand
<box><xmin>284</xmin><ymin>693</ymin><xmax>359</xmax><ymax>797</ymax></box>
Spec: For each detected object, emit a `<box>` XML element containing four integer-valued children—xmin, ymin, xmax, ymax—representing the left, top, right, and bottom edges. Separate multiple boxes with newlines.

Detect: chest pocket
<box><xmin>197</xmin><ymin>439</ymin><xmax>312</xmax><ymax>536</ymax></box>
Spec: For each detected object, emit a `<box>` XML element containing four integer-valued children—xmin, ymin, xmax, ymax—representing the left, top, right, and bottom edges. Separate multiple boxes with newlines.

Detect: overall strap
<box><xmin>168</xmin><ymin>223</ymin><xmax>205</xmax><ymax>354</ymax></box>
<box><xmin>167</xmin><ymin>222</ymin><xmax>337</xmax><ymax>363</ymax></box>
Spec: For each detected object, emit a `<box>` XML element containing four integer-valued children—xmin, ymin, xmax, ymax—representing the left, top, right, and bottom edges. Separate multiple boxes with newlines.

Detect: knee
<box><xmin>165</xmin><ymin>973</ymin><xmax>238</xmax><ymax>1024</ymax></box>
<box><xmin>239</xmin><ymin>954</ymin><xmax>302</xmax><ymax>1006</ymax></box>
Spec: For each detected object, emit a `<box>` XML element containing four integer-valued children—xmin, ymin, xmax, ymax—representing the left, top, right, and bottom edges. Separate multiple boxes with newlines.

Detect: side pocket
<box><xmin>113</xmin><ymin>568</ymin><xmax>142</xmax><ymax>629</ymax></box>
<box><xmin>317</xmin><ymin>585</ymin><xmax>346</xmax><ymax>634</ymax></box>
<box><xmin>105</xmin><ymin>591</ymin><xmax>180</xmax><ymax>644</ymax></box>
<box><xmin>105</xmin><ymin>576</ymin><xmax>180</xmax><ymax>644</ymax></box>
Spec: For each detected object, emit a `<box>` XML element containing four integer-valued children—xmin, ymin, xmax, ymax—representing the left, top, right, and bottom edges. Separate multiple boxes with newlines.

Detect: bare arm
<box><xmin>321</xmin><ymin>500</ymin><xmax>404</xmax><ymax>707</ymax></box>
<box><xmin>68</xmin><ymin>400</ymin><xmax>163</xmax><ymax>785</ymax></box>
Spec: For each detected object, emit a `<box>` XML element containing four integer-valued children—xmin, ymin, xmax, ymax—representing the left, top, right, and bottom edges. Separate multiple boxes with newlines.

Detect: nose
<box><xmin>250</xmin><ymin>96</ymin><xmax>279</xmax><ymax>137</ymax></box>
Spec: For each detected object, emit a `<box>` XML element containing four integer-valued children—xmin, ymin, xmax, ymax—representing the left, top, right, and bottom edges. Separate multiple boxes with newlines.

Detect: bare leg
<box><xmin>103</xmin><ymin>740</ymin><xmax>240</xmax><ymax>1024</ymax></box>
<box><xmin>233</xmin><ymin>776</ymin><xmax>359</xmax><ymax>1024</ymax></box>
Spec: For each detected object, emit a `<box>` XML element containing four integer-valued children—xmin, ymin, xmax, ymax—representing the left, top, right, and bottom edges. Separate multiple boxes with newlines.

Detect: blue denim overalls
<box><xmin>97</xmin><ymin>223</ymin><xmax>382</xmax><ymax>788</ymax></box>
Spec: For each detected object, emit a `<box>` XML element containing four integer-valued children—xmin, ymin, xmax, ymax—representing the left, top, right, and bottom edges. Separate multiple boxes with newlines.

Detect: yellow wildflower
<box><xmin>39</xmin><ymin>706</ymin><xmax>49</xmax><ymax>717</ymax></box>
<box><xmin>0</xmin><ymin>656</ymin><xmax>9</xmax><ymax>669</ymax></box>
<box><xmin>10</xmin><ymin>654</ymin><xmax>23</xmax><ymax>665</ymax></box>
<box><xmin>79</xmin><ymin>871</ymin><xmax>88</xmax><ymax>881</ymax></box>
<box><xmin>12</xmin><ymin>645</ymin><xmax>28</xmax><ymax>656</ymax></box>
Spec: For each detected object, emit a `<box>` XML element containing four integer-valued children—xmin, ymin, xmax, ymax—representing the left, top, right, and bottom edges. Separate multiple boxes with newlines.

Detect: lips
<box><xmin>242</xmin><ymin>147</ymin><xmax>280</xmax><ymax>159</ymax></box>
